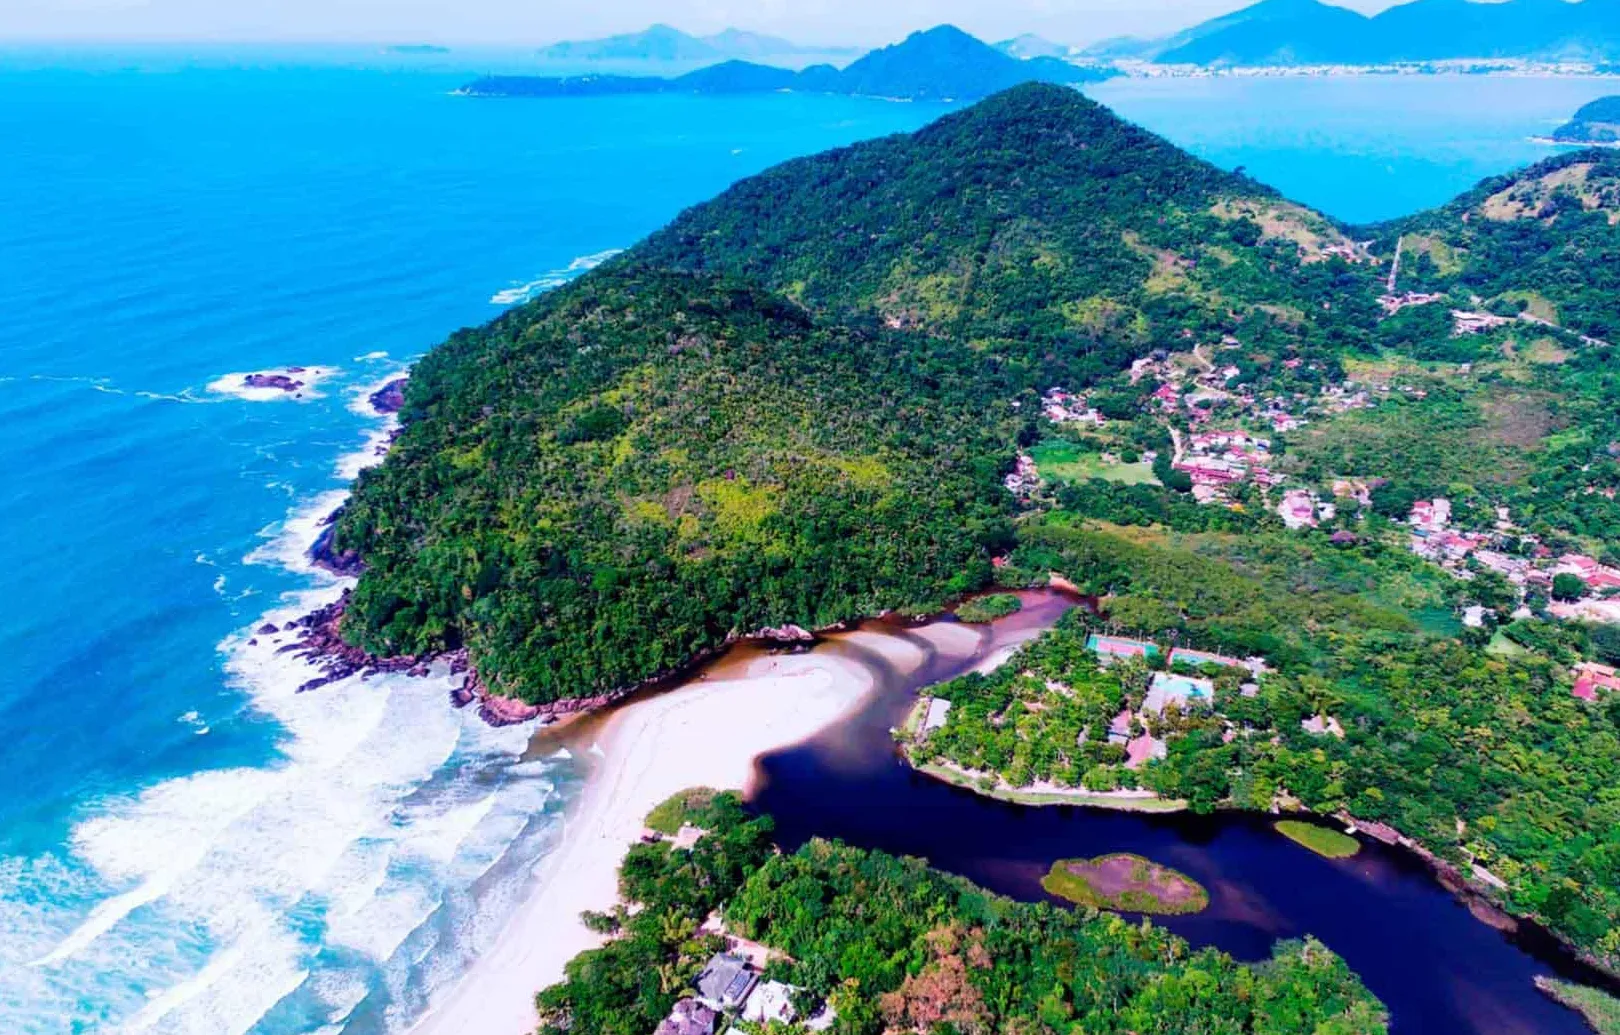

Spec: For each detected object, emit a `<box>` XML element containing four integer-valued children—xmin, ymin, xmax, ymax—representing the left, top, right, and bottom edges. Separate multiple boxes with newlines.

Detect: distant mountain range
<box><xmin>537</xmin><ymin>23</ymin><xmax>859</xmax><ymax>63</ymax></box>
<box><xmin>1088</xmin><ymin>0</ymin><xmax>1620</xmax><ymax>66</ymax></box>
<box><xmin>994</xmin><ymin>34</ymin><xmax>1075</xmax><ymax>60</ymax></box>
<box><xmin>1552</xmin><ymin>95</ymin><xmax>1620</xmax><ymax>142</ymax></box>
<box><xmin>465</xmin><ymin>26</ymin><xmax>1110</xmax><ymax>103</ymax></box>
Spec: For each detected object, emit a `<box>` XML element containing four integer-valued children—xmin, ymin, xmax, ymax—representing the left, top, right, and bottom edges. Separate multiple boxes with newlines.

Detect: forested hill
<box><xmin>634</xmin><ymin>83</ymin><xmax>1383</xmax><ymax>386</ymax></box>
<box><xmin>333</xmin><ymin>270</ymin><xmax>1020</xmax><ymax>702</ymax></box>
<box><xmin>1372</xmin><ymin>150</ymin><xmax>1620</xmax><ymax>339</ymax></box>
<box><xmin>335</xmin><ymin>84</ymin><xmax>1620</xmax><ymax>711</ymax></box>
<box><xmin>1553</xmin><ymin>95</ymin><xmax>1620</xmax><ymax>144</ymax></box>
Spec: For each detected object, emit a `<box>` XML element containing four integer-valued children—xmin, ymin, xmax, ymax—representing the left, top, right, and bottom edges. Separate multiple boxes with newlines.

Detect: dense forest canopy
<box><xmin>335</xmin><ymin>270</ymin><xmax>1018</xmax><ymax>701</ymax></box>
<box><xmin>633</xmin><ymin>83</ymin><xmax>1384</xmax><ymax>387</ymax></box>
<box><xmin>537</xmin><ymin>790</ymin><xmax>1389</xmax><ymax>1035</ymax></box>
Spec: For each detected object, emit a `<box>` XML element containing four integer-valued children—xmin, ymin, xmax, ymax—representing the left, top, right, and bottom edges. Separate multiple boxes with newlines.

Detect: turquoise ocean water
<box><xmin>0</xmin><ymin>48</ymin><xmax>1612</xmax><ymax>1034</ymax></box>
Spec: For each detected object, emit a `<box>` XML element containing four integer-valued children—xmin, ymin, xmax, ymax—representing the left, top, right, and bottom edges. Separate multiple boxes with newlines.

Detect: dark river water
<box><xmin>748</xmin><ymin>590</ymin><xmax>1617</xmax><ymax>1035</ymax></box>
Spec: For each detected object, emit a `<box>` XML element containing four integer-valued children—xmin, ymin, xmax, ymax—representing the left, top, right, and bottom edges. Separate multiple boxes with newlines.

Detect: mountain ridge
<box><xmin>1100</xmin><ymin>0</ymin><xmax>1620</xmax><ymax>66</ymax></box>
<box><xmin>466</xmin><ymin>26</ymin><xmax>1110</xmax><ymax>103</ymax></box>
<box><xmin>538</xmin><ymin>23</ymin><xmax>856</xmax><ymax>63</ymax></box>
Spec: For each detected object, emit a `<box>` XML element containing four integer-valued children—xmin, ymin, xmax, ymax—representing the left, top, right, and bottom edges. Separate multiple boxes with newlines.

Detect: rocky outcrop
<box><xmin>244</xmin><ymin>372</ymin><xmax>305</xmax><ymax>392</ymax></box>
<box><xmin>283</xmin><ymin>590</ymin><xmax>431</xmax><ymax>693</ymax></box>
<box><xmin>309</xmin><ymin>510</ymin><xmax>365</xmax><ymax>577</ymax></box>
<box><xmin>369</xmin><ymin>378</ymin><xmax>407</xmax><ymax>415</ymax></box>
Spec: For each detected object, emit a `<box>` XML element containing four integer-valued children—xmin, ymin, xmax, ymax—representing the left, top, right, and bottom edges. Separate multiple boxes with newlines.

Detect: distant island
<box><xmin>536</xmin><ymin>23</ymin><xmax>859</xmax><ymax>63</ymax></box>
<box><xmin>1549</xmin><ymin>96</ymin><xmax>1620</xmax><ymax>145</ymax></box>
<box><xmin>1087</xmin><ymin>0</ymin><xmax>1620</xmax><ymax>68</ymax></box>
<box><xmin>459</xmin><ymin>25</ymin><xmax>1110</xmax><ymax>103</ymax></box>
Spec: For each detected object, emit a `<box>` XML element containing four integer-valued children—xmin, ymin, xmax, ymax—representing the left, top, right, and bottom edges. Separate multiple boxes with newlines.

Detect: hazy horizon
<box><xmin>1</xmin><ymin>0</ymin><xmax>1408</xmax><ymax>50</ymax></box>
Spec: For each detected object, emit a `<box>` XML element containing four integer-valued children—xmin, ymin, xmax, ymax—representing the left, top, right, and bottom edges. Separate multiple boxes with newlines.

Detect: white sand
<box><xmin>407</xmin><ymin>650</ymin><xmax>877</xmax><ymax>1035</ymax></box>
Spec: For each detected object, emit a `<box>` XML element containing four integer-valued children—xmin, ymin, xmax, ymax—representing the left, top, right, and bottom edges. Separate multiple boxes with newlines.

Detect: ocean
<box><xmin>0</xmin><ymin>47</ymin><xmax>1612</xmax><ymax>1034</ymax></box>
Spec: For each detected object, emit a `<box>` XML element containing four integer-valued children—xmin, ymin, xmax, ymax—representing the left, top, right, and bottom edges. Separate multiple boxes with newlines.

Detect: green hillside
<box><xmin>1374</xmin><ymin>150</ymin><xmax>1620</xmax><ymax>339</ymax></box>
<box><xmin>636</xmin><ymin>83</ymin><xmax>1381</xmax><ymax>386</ymax></box>
<box><xmin>333</xmin><ymin>269</ymin><xmax>1017</xmax><ymax>702</ymax></box>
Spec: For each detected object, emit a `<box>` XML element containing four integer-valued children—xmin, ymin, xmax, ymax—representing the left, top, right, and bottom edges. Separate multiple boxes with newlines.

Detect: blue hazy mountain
<box><xmin>994</xmin><ymin>34</ymin><xmax>1075</xmax><ymax>59</ymax></box>
<box><xmin>1099</xmin><ymin>0</ymin><xmax>1620</xmax><ymax>66</ymax></box>
<box><xmin>537</xmin><ymin>23</ymin><xmax>857</xmax><ymax>62</ymax></box>
<box><xmin>470</xmin><ymin>26</ymin><xmax>1110</xmax><ymax>102</ymax></box>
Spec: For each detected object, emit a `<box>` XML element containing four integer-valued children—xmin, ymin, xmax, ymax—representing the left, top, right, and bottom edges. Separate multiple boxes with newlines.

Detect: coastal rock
<box><xmin>243</xmin><ymin>372</ymin><xmax>305</xmax><ymax>392</ymax></box>
<box><xmin>368</xmin><ymin>377</ymin><xmax>408</xmax><ymax>415</ymax></box>
<box><xmin>257</xmin><ymin>622</ymin><xmax>280</xmax><ymax>635</ymax></box>
<box><xmin>309</xmin><ymin>513</ymin><xmax>366</xmax><ymax>577</ymax></box>
<box><xmin>751</xmin><ymin>623</ymin><xmax>816</xmax><ymax>643</ymax></box>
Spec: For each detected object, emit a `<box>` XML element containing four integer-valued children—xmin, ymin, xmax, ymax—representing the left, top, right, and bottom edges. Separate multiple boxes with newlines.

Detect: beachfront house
<box><xmin>656</xmin><ymin>1000</ymin><xmax>718</xmax><ymax>1035</ymax></box>
<box><xmin>919</xmin><ymin>697</ymin><xmax>952</xmax><ymax>741</ymax></box>
<box><xmin>695</xmin><ymin>954</ymin><xmax>758</xmax><ymax>1012</ymax></box>
<box><xmin>1144</xmin><ymin>672</ymin><xmax>1214</xmax><ymax>716</ymax></box>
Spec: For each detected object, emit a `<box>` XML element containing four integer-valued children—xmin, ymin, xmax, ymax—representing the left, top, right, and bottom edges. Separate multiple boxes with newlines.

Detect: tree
<box><xmin>1554</xmin><ymin>573</ymin><xmax>1588</xmax><ymax>603</ymax></box>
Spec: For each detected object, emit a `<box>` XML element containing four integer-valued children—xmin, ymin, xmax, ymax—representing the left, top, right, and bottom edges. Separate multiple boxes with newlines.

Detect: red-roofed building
<box><xmin>1573</xmin><ymin>662</ymin><xmax>1620</xmax><ymax>701</ymax></box>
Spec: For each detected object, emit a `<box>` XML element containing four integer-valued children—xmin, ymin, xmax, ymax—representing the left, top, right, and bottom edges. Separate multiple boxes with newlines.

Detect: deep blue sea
<box><xmin>0</xmin><ymin>47</ymin><xmax>1613</xmax><ymax>1034</ymax></box>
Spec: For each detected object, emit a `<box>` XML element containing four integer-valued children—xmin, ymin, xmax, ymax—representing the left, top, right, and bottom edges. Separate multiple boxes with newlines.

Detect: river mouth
<box><xmin>745</xmin><ymin>589</ymin><xmax>1617</xmax><ymax>1035</ymax></box>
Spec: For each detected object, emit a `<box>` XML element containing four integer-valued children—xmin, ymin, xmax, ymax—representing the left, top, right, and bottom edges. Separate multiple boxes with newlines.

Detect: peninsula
<box><xmin>1550</xmin><ymin>95</ymin><xmax>1620</xmax><ymax>145</ymax></box>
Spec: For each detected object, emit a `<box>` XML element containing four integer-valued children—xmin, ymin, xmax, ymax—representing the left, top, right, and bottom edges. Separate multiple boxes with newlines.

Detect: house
<box><xmin>1573</xmin><ymin>662</ymin><xmax>1620</xmax><ymax>701</ymax></box>
<box><xmin>1086</xmin><ymin>634</ymin><xmax>1161</xmax><ymax>661</ymax></box>
<box><xmin>1125</xmin><ymin>733</ymin><xmax>1167</xmax><ymax>769</ymax></box>
<box><xmin>1145</xmin><ymin>672</ymin><xmax>1215</xmax><ymax>715</ymax></box>
<box><xmin>1556</xmin><ymin>553</ymin><xmax>1620</xmax><ymax>591</ymax></box>
<box><xmin>742</xmin><ymin>980</ymin><xmax>798</xmax><ymax>1026</ymax></box>
<box><xmin>695</xmin><ymin>954</ymin><xmax>758</xmax><ymax>1011</ymax></box>
<box><xmin>1409</xmin><ymin>498</ymin><xmax>1451</xmax><ymax>532</ymax></box>
<box><xmin>1301</xmin><ymin>714</ymin><xmax>1345</xmax><ymax>738</ymax></box>
<box><xmin>920</xmin><ymin>697</ymin><xmax>952</xmax><ymax>739</ymax></box>
<box><xmin>1277</xmin><ymin>488</ymin><xmax>1321</xmax><ymax>530</ymax></box>
<box><xmin>656</xmin><ymin>1000</ymin><xmax>718</xmax><ymax>1035</ymax></box>
<box><xmin>1463</xmin><ymin>605</ymin><xmax>1488</xmax><ymax>628</ymax></box>
<box><xmin>1452</xmin><ymin>309</ymin><xmax>1512</xmax><ymax>335</ymax></box>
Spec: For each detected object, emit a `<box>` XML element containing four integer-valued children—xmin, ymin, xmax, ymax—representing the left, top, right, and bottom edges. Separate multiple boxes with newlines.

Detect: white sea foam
<box><xmin>355</xmin><ymin>351</ymin><xmax>390</xmax><ymax>361</ymax></box>
<box><xmin>207</xmin><ymin>366</ymin><xmax>339</xmax><ymax>402</ymax></box>
<box><xmin>488</xmin><ymin>249</ymin><xmax>622</xmax><ymax>306</ymax></box>
<box><xmin>14</xmin><ymin>392</ymin><xmax>562</xmax><ymax>1035</ymax></box>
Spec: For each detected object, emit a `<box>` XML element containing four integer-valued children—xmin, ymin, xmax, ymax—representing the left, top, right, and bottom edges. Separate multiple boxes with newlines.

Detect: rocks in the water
<box><xmin>368</xmin><ymin>377</ymin><xmax>408</xmax><ymax>415</ymax></box>
<box><xmin>257</xmin><ymin>623</ymin><xmax>280</xmax><ymax>635</ymax></box>
<box><xmin>752</xmin><ymin>623</ymin><xmax>815</xmax><ymax>644</ymax></box>
<box><xmin>243</xmin><ymin>372</ymin><xmax>305</xmax><ymax>392</ymax></box>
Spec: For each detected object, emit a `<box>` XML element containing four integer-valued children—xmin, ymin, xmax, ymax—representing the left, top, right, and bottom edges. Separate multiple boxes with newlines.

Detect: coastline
<box><xmin>405</xmin><ymin>644</ymin><xmax>887</xmax><ymax>1035</ymax></box>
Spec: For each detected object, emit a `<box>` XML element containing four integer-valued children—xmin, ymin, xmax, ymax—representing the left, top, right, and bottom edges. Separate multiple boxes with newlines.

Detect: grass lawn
<box><xmin>1486</xmin><ymin>631</ymin><xmax>1530</xmax><ymax>658</ymax></box>
<box><xmin>1030</xmin><ymin>440</ymin><xmax>1160</xmax><ymax>486</ymax></box>
<box><xmin>1276</xmin><ymin>820</ymin><xmax>1361</xmax><ymax>859</ymax></box>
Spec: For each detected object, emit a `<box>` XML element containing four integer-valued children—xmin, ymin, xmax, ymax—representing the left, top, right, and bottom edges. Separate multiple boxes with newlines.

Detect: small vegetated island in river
<box><xmin>954</xmin><ymin>593</ymin><xmax>1023</xmax><ymax>624</ymax></box>
<box><xmin>1276</xmin><ymin>820</ymin><xmax>1363</xmax><ymax>859</ymax></box>
<box><xmin>330</xmin><ymin>73</ymin><xmax>1620</xmax><ymax>997</ymax></box>
<box><xmin>1041</xmin><ymin>853</ymin><xmax>1210</xmax><ymax>915</ymax></box>
<box><xmin>538</xmin><ymin>789</ymin><xmax>1384</xmax><ymax>1035</ymax></box>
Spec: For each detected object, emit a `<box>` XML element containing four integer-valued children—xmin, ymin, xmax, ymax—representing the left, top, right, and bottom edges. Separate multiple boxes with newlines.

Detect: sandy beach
<box><xmin>407</xmin><ymin>646</ymin><xmax>884</xmax><ymax>1035</ymax></box>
